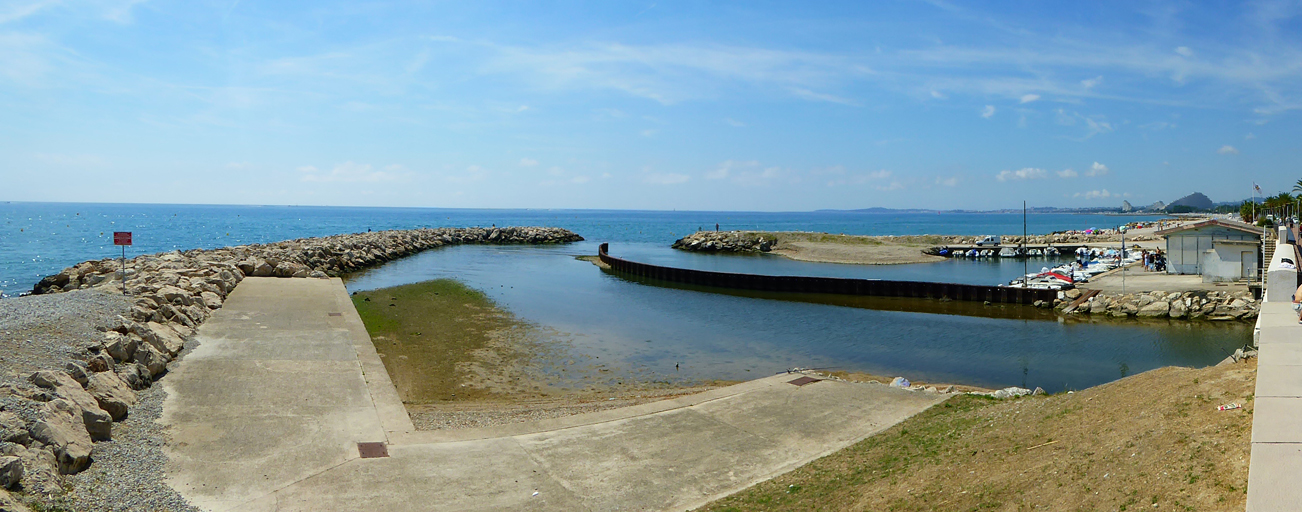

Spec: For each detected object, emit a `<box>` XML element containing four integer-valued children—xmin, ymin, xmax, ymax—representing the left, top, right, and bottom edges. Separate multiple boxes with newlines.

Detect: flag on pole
<box><xmin>1255</xmin><ymin>182</ymin><xmax>1262</xmax><ymax>193</ymax></box>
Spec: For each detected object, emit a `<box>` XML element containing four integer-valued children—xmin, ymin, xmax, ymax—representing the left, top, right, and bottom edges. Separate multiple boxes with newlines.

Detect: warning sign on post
<box><xmin>113</xmin><ymin>232</ymin><xmax>132</xmax><ymax>246</ymax></box>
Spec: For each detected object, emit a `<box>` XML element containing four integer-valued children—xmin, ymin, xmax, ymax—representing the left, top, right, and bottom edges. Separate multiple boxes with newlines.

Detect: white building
<box><xmin>1155</xmin><ymin>219</ymin><xmax>1263</xmax><ymax>280</ymax></box>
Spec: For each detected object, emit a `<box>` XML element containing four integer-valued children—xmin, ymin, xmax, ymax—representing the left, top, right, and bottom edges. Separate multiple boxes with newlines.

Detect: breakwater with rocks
<box><xmin>0</xmin><ymin>227</ymin><xmax>581</xmax><ymax>507</ymax></box>
<box><xmin>1054</xmin><ymin>289</ymin><xmax>1259</xmax><ymax>321</ymax></box>
<box><xmin>671</xmin><ymin>230</ymin><xmax>1163</xmax><ymax>254</ymax></box>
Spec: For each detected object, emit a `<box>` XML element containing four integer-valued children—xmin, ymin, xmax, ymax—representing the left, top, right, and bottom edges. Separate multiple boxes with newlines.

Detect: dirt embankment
<box><xmin>701</xmin><ymin>358</ymin><xmax>1256</xmax><ymax>512</ymax></box>
<box><xmin>350</xmin><ymin>279</ymin><xmax>721</xmax><ymax>430</ymax></box>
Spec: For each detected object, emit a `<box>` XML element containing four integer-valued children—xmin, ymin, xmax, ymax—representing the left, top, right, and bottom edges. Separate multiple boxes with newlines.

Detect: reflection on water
<box><xmin>344</xmin><ymin>242</ymin><xmax>1252</xmax><ymax>393</ymax></box>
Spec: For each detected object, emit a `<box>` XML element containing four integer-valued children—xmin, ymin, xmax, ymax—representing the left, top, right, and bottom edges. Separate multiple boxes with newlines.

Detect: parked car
<box><xmin>975</xmin><ymin>235</ymin><xmax>1001</xmax><ymax>246</ymax></box>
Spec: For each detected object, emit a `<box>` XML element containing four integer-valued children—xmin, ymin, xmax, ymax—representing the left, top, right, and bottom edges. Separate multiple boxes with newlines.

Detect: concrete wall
<box><xmin>1265</xmin><ymin>227</ymin><xmax>1298</xmax><ymax>302</ymax></box>
<box><xmin>1165</xmin><ymin>225</ymin><xmax>1260</xmax><ymax>275</ymax></box>
<box><xmin>1202</xmin><ymin>245</ymin><xmax>1255</xmax><ymax>283</ymax></box>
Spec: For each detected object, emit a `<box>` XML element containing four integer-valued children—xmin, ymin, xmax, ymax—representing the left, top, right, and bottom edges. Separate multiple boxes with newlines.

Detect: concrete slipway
<box><xmin>159</xmin><ymin>277</ymin><xmax>947</xmax><ymax>511</ymax></box>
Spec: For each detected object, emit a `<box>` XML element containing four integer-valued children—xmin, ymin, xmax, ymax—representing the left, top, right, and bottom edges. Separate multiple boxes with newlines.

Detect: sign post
<box><xmin>113</xmin><ymin>232</ymin><xmax>132</xmax><ymax>295</ymax></box>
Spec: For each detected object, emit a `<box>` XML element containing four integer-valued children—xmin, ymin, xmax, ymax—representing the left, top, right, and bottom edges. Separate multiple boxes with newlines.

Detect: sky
<box><xmin>2</xmin><ymin>1</ymin><xmax>1300</xmax><ymax>211</ymax></box>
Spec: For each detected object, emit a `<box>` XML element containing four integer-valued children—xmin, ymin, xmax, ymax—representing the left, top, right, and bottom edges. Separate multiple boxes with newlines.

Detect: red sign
<box><xmin>113</xmin><ymin>232</ymin><xmax>132</xmax><ymax>246</ymax></box>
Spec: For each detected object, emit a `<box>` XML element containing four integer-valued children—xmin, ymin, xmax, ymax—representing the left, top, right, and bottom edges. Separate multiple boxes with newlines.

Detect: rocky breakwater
<box><xmin>0</xmin><ymin>227</ymin><xmax>581</xmax><ymax>500</ymax></box>
<box><xmin>671</xmin><ymin>231</ymin><xmax>775</xmax><ymax>253</ymax></box>
<box><xmin>1055</xmin><ymin>289</ymin><xmax>1259</xmax><ymax>321</ymax></box>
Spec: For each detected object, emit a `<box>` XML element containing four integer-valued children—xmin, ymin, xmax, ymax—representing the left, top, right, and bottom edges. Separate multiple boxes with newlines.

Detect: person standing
<box><xmin>1293</xmin><ymin>281</ymin><xmax>1302</xmax><ymax>324</ymax></box>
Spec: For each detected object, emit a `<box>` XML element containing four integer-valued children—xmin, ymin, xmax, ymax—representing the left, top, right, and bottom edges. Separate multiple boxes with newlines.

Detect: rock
<box><xmin>940</xmin><ymin>385</ymin><xmax>955</xmax><ymax>393</ymax></box>
<box><xmin>308</xmin><ymin>270</ymin><xmax>329</xmax><ymax>279</ymax></box>
<box><xmin>156</xmin><ymin>285</ymin><xmax>192</xmax><ymax>306</ymax></box>
<box><xmin>63</xmin><ymin>361</ymin><xmax>89</xmax><ymax>387</ymax></box>
<box><xmin>889</xmin><ymin>377</ymin><xmax>911</xmax><ymax>388</ymax></box>
<box><xmin>1169</xmin><ymin>301</ymin><xmax>1188</xmax><ymax>319</ymax></box>
<box><xmin>200</xmin><ymin>291</ymin><xmax>223</xmax><ymax>309</ymax></box>
<box><xmin>138</xmin><ymin>321</ymin><xmax>185</xmax><ymax>356</ymax></box>
<box><xmin>0</xmin><ymin>412</ymin><xmax>28</xmax><ymax>446</ymax></box>
<box><xmin>132</xmin><ymin>344</ymin><xmax>168</xmax><ymax>378</ymax></box>
<box><xmin>1032</xmin><ymin>387</ymin><xmax>1046</xmax><ymax>396</ymax></box>
<box><xmin>103</xmin><ymin>332</ymin><xmax>136</xmax><ymax>363</ymax></box>
<box><xmin>86</xmin><ymin>352</ymin><xmax>114</xmax><ymax>373</ymax></box>
<box><xmin>86</xmin><ymin>371</ymin><xmax>137</xmax><ymax>421</ymax></box>
<box><xmin>28</xmin><ymin>371</ymin><xmax>112</xmax><ymax>441</ymax></box>
<box><xmin>16</xmin><ymin>446</ymin><xmax>60</xmax><ymax>496</ymax></box>
<box><xmin>0</xmin><ymin>456</ymin><xmax>21</xmax><ymax>489</ymax></box>
<box><xmin>29</xmin><ymin>399</ymin><xmax>93</xmax><ymax>474</ymax></box>
<box><xmin>115</xmin><ymin>363</ymin><xmax>152</xmax><ymax>390</ymax></box>
<box><xmin>1137</xmin><ymin>301</ymin><xmax>1170</xmax><ymax>318</ymax></box>
<box><xmin>252</xmin><ymin>261</ymin><xmax>274</xmax><ymax>277</ymax></box>
<box><xmin>993</xmin><ymin>387</ymin><xmax>1031</xmax><ymax>399</ymax></box>
<box><xmin>1064</xmin><ymin>289</ymin><xmax>1082</xmax><ymax>300</ymax></box>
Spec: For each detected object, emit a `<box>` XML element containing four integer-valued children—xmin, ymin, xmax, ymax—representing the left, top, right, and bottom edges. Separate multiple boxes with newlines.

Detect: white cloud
<box><xmin>570</xmin><ymin>175</ymin><xmax>591</xmax><ymax>184</ymax></box>
<box><xmin>640</xmin><ymin>129</ymin><xmax>658</xmax><ymax>137</ymax></box>
<box><xmin>1056</xmin><ymin>169</ymin><xmax>1078</xmax><ymax>178</ymax></box>
<box><xmin>996</xmin><ymin>167</ymin><xmax>1047</xmax><ymax>181</ymax></box>
<box><xmin>981</xmin><ymin>105</ymin><xmax>995</xmax><ymax>118</ymax></box>
<box><xmin>930</xmin><ymin>90</ymin><xmax>946</xmax><ymax>99</ymax></box>
<box><xmin>706</xmin><ymin>159</ymin><xmax>758</xmax><ymax>180</ymax></box>
<box><xmin>1218</xmin><ymin>145</ymin><xmax>1240</xmax><ymax>155</ymax></box>
<box><xmin>1245</xmin><ymin>132</ymin><xmax>1257</xmax><ymax>139</ymax></box>
<box><xmin>644</xmin><ymin>173</ymin><xmax>690</xmax><ymax>185</ymax></box>
<box><xmin>1081</xmin><ymin>76</ymin><xmax>1103</xmax><ymax>89</ymax></box>
<box><xmin>1019</xmin><ymin>94</ymin><xmax>1041</xmax><ymax>104</ymax></box>
<box><xmin>226</xmin><ymin>162</ymin><xmax>252</xmax><ymax>170</ymax></box>
<box><xmin>0</xmin><ymin>0</ymin><xmax>58</xmax><ymax>24</ymax></box>
<box><xmin>1086</xmin><ymin>162</ymin><xmax>1109</xmax><ymax>176</ymax></box>
<box><xmin>1074</xmin><ymin>189</ymin><xmax>1114</xmax><ymax>199</ymax></box>
<box><xmin>299</xmin><ymin>162</ymin><xmax>401</xmax><ymax>183</ymax></box>
<box><xmin>1175</xmin><ymin>46</ymin><xmax>1194</xmax><ymax>57</ymax></box>
<box><xmin>934</xmin><ymin>176</ymin><xmax>959</xmax><ymax>187</ymax></box>
<box><xmin>877</xmin><ymin>181</ymin><xmax>905</xmax><ymax>191</ymax></box>
<box><xmin>788</xmin><ymin>87</ymin><xmax>860</xmax><ymax>106</ymax></box>
<box><xmin>724</xmin><ymin>118</ymin><xmax>746</xmax><ymax>127</ymax></box>
<box><xmin>519</xmin><ymin>158</ymin><xmax>538</xmax><ymax>167</ymax></box>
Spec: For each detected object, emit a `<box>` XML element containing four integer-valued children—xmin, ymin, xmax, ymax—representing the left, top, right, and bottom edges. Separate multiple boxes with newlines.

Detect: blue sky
<box><xmin>1</xmin><ymin>1</ymin><xmax>1298</xmax><ymax>211</ymax></box>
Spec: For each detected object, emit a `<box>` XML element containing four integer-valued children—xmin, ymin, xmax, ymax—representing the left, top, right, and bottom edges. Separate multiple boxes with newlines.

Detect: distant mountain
<box><xmin>1120</xmin><ymin>200</ymin><xmax>1134</xmax><ymax>212</ymax></box>
<box><xmin>1168</xmin><ymin>192</ymin><xmax>1214</xmax><ymax>210</ymax></box>
<box><xmin>1148</xmin><ymin>201</ymin><xmax>1166</xmax><ymax>211</ymax></box>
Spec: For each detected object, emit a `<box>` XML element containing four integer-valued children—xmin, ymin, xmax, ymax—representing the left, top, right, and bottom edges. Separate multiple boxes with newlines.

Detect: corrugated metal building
<box><xmin>1155</xmin><ymin>219</ymin><xmax>1262</xmax><ymax>276</ymax></box>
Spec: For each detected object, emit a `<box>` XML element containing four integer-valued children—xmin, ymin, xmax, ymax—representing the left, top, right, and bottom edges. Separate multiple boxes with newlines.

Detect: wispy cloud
<box><xmin>1056</xmin><ymin>169</ymin><xmax>1078</xmax><ymax>178</ymax></box>
<box><xmin>1218</xmin><ymin>145</ymin><xmax>1240</xmax><ymax>155</ymax></box>
<box><xmin>299</xmin><ymin>162</ymin><xmax>404</xmax><ymax>183</ymax></box>
<box><xmin>981</xmin><ymin>105</ymin><xmax>995</xmax><ymax>118</ymax></box>
<box><xmin>723</xmin><ymin>117</ymin><xmax>746</xmax><ymax>127</ymax></box>
<box><xmin>1074</xmin><ymin>189</ymin><xmax>1114</xmax><ymax>199</ymax></box>
<box><xmin>644</xmin><ymin>172</ymin><xmax>690</xmax><ymax>185</ymax></box>
<box><xmin>519</xmin><ymin>158</ymin><xmax>538</xmax><ymax>167</ymax></box>
<box><xmin>996</xmin><ymin>167</ymin><xmax>1047</xmax><ymax>181</ymax></box>
<box><xmin>1086</xmin><ymin>162</ymin><xmax>1109</xmax><ymax>176</ymax></box>
<box><xmin>1019</xmin><ymin>94</ymin><xmax>1041</xmax><ymax>104</ymax></box>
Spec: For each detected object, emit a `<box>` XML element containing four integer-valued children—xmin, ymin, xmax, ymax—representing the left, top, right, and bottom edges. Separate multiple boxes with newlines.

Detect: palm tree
<box><xmin>1292</xmin><ymin>179</ymin><xmax>1302</xmax><ymax>196</ymax></box>
<box><xmin>1241</xmin><ymin>199</ymin><xmax>1256</xmax><ymax>223</ymax></box>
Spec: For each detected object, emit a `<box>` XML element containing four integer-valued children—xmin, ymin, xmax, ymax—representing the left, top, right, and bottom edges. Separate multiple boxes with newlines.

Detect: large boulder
<box><xmin>86</xmin><ymin>371</ymin><xmax>137</xmax><ymax>421</ymax></box>
<box><xmin>0</xmin><ymin>412</ymin><xmax>28</xmax><ymax>446</ymax></box>
<box><xmin>0</xmin><ymin>456</ymin><xmax>21</xmax><ymax>489</ymax></box>
<box><xmin>29</xmin><ymin>371</ymin><xmax>113</xmax><ymax>441</ymax></box>
<box><xmin>132</xmin><ymin>344</ymin><xmax>168</xmax><ymax>377</ymax></box>
<box><xmin>28</xmin><ymin>399</ymin><xmax>93</xmax><ymax>474</ymax></box>
<box><xmin>1137</xmin><ymin>301</ymin><xmax>1170</xmax><ymax>318</ymax></box>
<box><xmin>137</xmin><ymin>322</ymin><xmax>185</xmax><ymax>356</ymax></box>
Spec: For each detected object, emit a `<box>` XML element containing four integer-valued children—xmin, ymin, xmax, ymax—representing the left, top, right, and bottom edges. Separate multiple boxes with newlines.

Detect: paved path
<box><xmin>161</xmin><ymin>277</ymin><xmax>947</xmax><ymax>511</ymax></box>
<box><xmin>1247</xmin><ymin>302</ymin><xmax>1302</xmax><ymax>511</ymax></box>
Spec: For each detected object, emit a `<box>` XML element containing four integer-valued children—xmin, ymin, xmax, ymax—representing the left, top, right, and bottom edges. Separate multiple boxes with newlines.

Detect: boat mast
<box><xmin>1023</xmin><ymin>200</ymin><xmax>1028</xmax><ymax>284</ymax></box>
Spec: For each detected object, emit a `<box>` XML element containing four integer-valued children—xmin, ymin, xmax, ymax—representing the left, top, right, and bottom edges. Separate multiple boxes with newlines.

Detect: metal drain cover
<box><xmin>787</xmin><ymin>376</ymin><xmax>820</xmax><ymax>386</ymax></box>
<box><xmin>357</xmin><ymin>442</ymin><xmax>389</xmax><ymax>458</ymax></box>
<box><xmin>328</xmin><ymin>312</ymin><xmax>342</xmax><ymax>317</ymax></box>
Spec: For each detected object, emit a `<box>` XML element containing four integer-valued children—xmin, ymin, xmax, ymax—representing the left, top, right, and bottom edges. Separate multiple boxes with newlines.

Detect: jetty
<box><xmin>160</xmin><ymin>277</ymin><xmax>947</xmax><ymax>511</ymax></box>
<box><xmin>599</xmin><ymin>243</ymin><xmax>1058</xmax><ymax>305</ymax></box>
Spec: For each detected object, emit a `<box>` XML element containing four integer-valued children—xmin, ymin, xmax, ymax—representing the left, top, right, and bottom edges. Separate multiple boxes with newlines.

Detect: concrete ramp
<box><xmin>162</xmin><ymin>277</ymin><xmax>947</xmax><ymax>511</ymax></box>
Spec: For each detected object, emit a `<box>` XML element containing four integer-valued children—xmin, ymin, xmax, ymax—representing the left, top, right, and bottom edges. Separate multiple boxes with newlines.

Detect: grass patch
<box><xmin>353</xmin><ymin>279</ymin><xmax>533</xmax><ymax>403</ymax></box>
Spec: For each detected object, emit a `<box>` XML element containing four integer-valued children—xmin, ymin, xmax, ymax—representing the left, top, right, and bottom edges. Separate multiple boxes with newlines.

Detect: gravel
<box><xmin>0</xmin><ymin>288</ymin><xmax>131</xmax><ymax>383</ymax></box>
<box><xmin>0</xmin><ymin>290</ymin><xmax>199</xmax><ymax>511</ymax></box>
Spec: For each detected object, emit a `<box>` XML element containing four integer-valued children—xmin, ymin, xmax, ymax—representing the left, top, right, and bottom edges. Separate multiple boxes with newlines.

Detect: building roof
<box><xmin>1155</xmin><ymin>218</ymin><xmax>1263</xmax><ymax>238</ymax></box>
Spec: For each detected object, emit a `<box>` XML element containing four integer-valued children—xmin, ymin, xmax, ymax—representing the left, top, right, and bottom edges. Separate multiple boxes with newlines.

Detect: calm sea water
<box><xmin>2</xmin><ymin>202</ymin><xmax>1247</xmax><ymax>392</ymax></box>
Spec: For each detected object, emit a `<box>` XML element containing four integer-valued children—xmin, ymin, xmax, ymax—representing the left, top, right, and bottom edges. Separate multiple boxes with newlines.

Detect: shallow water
<box><xmin>345</xmin><ymin>242</ymin><xmax>1252</xmax><ymax>394</ymax></box>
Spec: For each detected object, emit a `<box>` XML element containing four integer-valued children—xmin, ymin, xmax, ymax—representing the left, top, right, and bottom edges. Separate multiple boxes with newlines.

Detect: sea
<box><xmin>1</xmin><ymin>202</ymin><xmax>1250</xmax><ymax>392</ymax></box>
